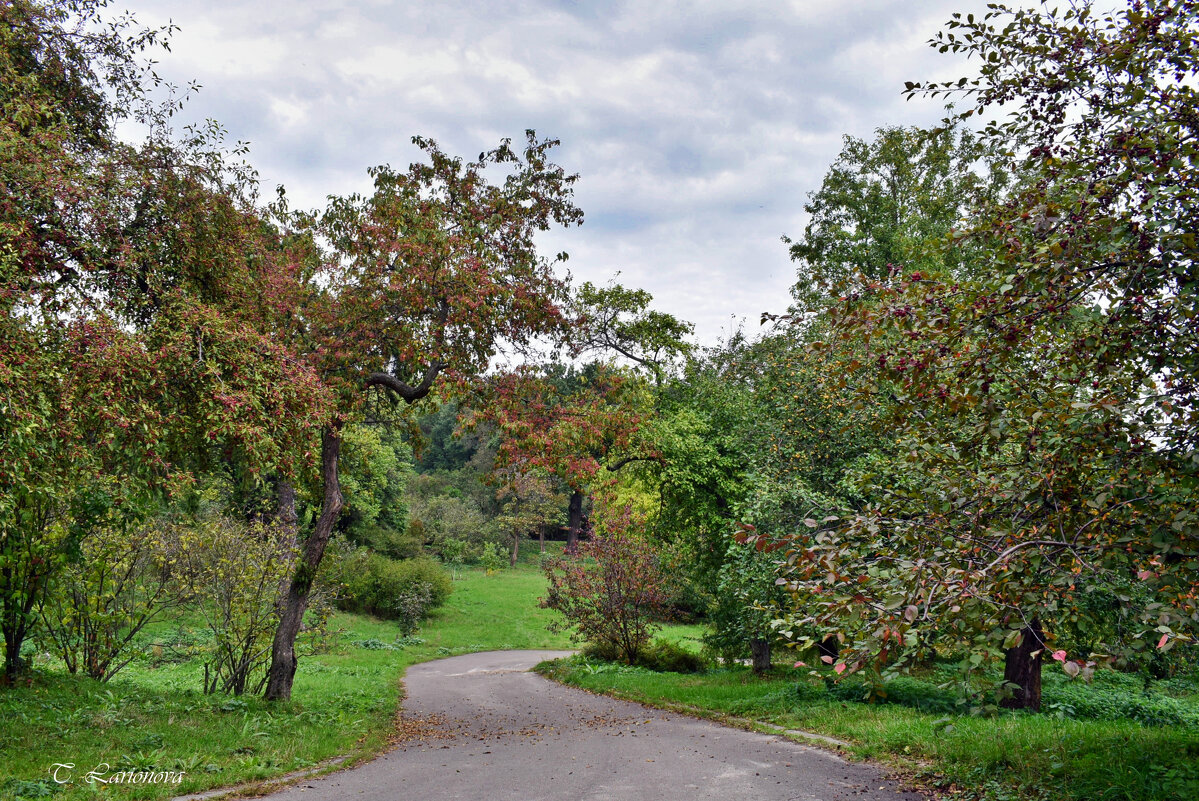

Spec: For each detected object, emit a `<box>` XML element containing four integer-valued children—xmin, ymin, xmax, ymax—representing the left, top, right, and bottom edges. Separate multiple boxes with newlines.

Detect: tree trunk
<box><xmin>750</xmin><ymin>638</ymin><xmax>771</xmax><ymax>674</ymax></box>
<box><xmin>1000</xmin><ymin>617</ymin><xmax>1044</xmax><ymax>711</ymax></box>
<box><xmin>2</xmin><ymin>564</ymin><xmax>42</xmax><ymax>680</ymax></box>
<box><xmin>510</xmin><ymin>530</ymin><xmax>520</xmax><ymax>568</ymax></box>
<box><xmin>539</xmin><ymin>528</ymin><xmax>545</xmax><ymax>554</ymax></box>
<box><xmin>566</xmin><ymin>489</ymin><xmax>584</xmax><ymax>554</ymax></box>
<box><xmin>273</xmin><ymin>479</ymin><xmax>299</xmax><ymax>613</ymax></box>
<box><xmin>817</xmin><ymin>635</ymin><xmax>840</xmax><ymax>662</ymax></box>
<box><xmin>264</xmin><ymin>427</ymin><xmax>343</xmax><ymax>702</ymax></box>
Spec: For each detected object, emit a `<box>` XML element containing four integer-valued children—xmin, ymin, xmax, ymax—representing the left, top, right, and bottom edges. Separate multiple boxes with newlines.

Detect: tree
<box><xmin>2</xmin><ymin>1</ymin><xmax>333</xmax><ymax>679</ymax></box>
<box><xmin>785</xmin><ymin>123</ymin><xmax>1007</xmax><ymax>315</ymax></box>
<box><xmin>484</xmin><ymin>362</ymin><xmax>651</xmax><ymax>553</ymax></box>
<box><xmin>567</xmin><ymin>280</ymin><xmax>694</xmax><ymax>383</ymax></box>
<box><xmin>772</xmin><ymin>0</ymin><xmax>1199</xmax><ymax>710</ymax></box>
<box><xmin>480</xmin><ymin>282</ymin><xmax>691</xmax><ymax>553</ymax></box>
<box><xmin>493</xmin><ymin>465</ymin><xmax>563</xmax><ymax>566</ymax></box>
<box><xmin>263</xmin><ymin>132</ymin><xmax>583</xmax><ymax>701</ymax></box>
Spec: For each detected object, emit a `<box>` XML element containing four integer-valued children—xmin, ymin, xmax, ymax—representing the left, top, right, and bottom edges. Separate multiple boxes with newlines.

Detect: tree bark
<box><xmin>273</xmin><ymin>478</ymin><xmax>299</xmax><ymax>613</ymax></box>
<box><xmin>817</xmin><ymin>635</ymin><xmax>840</xmax><ymax>662</ymax></box>
<box><xmin>999</xmin><ymin>617</ymin><xmax>1044</xmax><ymax>711</ymax></box>
<box><xmin>566</xmin><ymin>489</ymin><xmax>584</xmax><ymax>554</ymax></box>
<box><xmin>510</xmin><ymin>530</ymin><xmax>520</xmax><ymax>568</ymax></box>
<box><xmin>749</xmin><ymin>638</ymin><xmax>771</xmax><ymax>674</ymax></box>
<box><xmin>264</xmin><ymin>427</ymin><xmax>343</xmax><ymax>702</ymax></box>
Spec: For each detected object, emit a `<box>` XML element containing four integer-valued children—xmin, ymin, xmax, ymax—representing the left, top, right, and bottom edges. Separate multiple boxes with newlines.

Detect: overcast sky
<box><xmin>132</xmin><ymin>0</ymin><xmax>991</xmax><ymax>346</ymax></box>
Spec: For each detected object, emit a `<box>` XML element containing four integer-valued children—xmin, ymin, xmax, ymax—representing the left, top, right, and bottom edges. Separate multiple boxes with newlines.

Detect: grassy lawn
<box><xmin>537</xmin><ymin>653</ymin><xmax>1199</xmax><ymax>801</ymax></box>
<box><xmin>0</xmin><ymin>550</ymin><xmax>572</xmax><ymax>801</ymax></box>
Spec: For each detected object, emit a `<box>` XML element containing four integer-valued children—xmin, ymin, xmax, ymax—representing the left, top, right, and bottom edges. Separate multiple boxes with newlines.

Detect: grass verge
<box><xmin>536</xmin><ymin>655</ymin><xmax>1199</xmax><ymax>801</ymax></box>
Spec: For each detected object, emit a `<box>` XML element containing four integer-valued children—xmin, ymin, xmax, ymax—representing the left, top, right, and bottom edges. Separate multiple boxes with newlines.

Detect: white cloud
<box><xmin>132</xmin><ymin>0</ymin><xmax>991</xmax><ymax>345</ymax></box>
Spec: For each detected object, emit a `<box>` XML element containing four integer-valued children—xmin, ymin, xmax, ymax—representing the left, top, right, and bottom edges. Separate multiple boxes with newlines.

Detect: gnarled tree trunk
<box><xmin>264</xmin><ymin>427</ymin><xmax>342</xmax><ymax>702</ymax></box>
<box><xmin>999</xmin><ymin>617</ymin><xmax>1044</xmax><ymax>711</ymax></box>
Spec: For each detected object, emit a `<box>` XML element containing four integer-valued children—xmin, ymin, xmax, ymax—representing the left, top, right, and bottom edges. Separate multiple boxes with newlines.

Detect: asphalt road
<box><xmin>250</xmin><ymin>650</ymin><xmax>926</xmax><ymax>801</ymax></box>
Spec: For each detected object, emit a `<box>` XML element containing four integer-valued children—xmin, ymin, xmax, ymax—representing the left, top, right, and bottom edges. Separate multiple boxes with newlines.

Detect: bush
<box><xmin>180</xmin><ymin>517</ymin><xmax>295</xmax><ymax>696</ymax></box>
<box><xmin>330</xmin><ymin>548</ymin><xmax>452</xmax><ymax>633</ymax></box>
<box><xmin>357</xmin><ymin>525</ymin><xmax>424</xmax><ymax>560</ymax></box>
<box><xmin>637</xmin><ymin>639</ymin><xmax>707</xmax><ymax>673</ymax></box>
<box><xmin>479</xmin><ymin>541</ymin><xmax>507</xmax><ymax>573</ymax></box>
<box><xmin>541</xmin><ymin>504</ymin><xmax>672</xmax><ymax>664</ymax></box>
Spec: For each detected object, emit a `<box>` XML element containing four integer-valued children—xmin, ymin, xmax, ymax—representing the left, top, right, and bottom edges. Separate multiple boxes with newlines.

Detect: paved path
<box><xmin>251</xmin><ymin>650</ymin><xmax>925</xmax><ymax>801</ymax></box>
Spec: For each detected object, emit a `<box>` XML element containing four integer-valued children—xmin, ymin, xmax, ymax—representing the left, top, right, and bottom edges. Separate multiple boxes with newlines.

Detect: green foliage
<box><xmin>785</xmin><ymin>122</ymin><xmax>1006</xmax><ymax>313</ymax></box>
<box><xmin>179</xmin><ymin>518</ymin><xmax>294</xmax><ymax>696</ymax></box>
<box><xmin>35</xmin><ymin>522</ymin><xmax>192</xmax><ymax>682</ymax></box>
<box><xmin>355</xmin><ymin>525</ymin><xmax>425</xmax><ymax>561</ymax></box>
<box><xmin>339</xmin><ymin>424</ymin><xmax>413</xmax><ymax>542</ymax></box>
<box><xmin>406</xmin><ymin>471</ymin><xmax>500</xmax><ymax>560</ymax></box>
<box><xmin>636</xmin><ymin>638</ymin><xmax>708</xmax><ymax>673</ymax></box>
<box><xmin>568</xmin><ymin>280</ymin><xmax>694</xmax><ymax>381</ymax></box>
<box><xmin>706</xmin><ymin>534</ymin><xmax>789</xmax><ymax>662</ymax></box>
<box><xmin>769</xmin><ymin>0</ymin><xmax>1199</xmax><ymax>696</ymax></box>
<box><xmin>324</xmin><ymin>546</ymin><xmax>451</xmax><ymax>635</ymax></box>
<box><xmin>582</xmin><ymin>637</ymin><xmax>706</xmax><ymax>673</ymax></box>
<box><xmin>413</xmin><ymin>400</ymin><xmax>485</xmax><ymax>473</ymax></box>
<box><xmin>478</xmin><ymin>542</ymin><xmax>508</xmax><ymax>574</ymax></box>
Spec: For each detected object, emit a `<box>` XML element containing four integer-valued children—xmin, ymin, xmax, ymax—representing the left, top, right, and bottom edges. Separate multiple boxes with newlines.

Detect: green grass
<box><xmin>0</xmin><ymin>557</ymin><xmax>572</xmax><ymax>801</ymax></box>
<box><xmin>537</xmin><ymin>655</ymin><xmax>1199</xmax><ymax>801</ymax></box>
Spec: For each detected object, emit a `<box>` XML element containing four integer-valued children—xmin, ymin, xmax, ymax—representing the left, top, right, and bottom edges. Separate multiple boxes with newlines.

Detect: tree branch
<box><xmin>365</xmin><ymin>359</ymin><xmax>444</xmax><ymax>403</ymax></box>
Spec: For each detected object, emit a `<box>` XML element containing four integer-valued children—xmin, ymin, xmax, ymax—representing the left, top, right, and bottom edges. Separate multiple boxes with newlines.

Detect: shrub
<box><xmin>541</xmin><ymin>503</ymin><xmax>672</xmax><ymax>664</ymax></box>
<box><xmin>637</xmin><ymin>639</ymin><xmax>707</xmax><ymax>673</ymax></box>
<box><xmin>358</xmin><ymin>525</ymin><xmax>424</xmax><ymax>560</ymax></box>
<box><xmin>180</xmin><ymin>517</ymin><xmax>295</xmax><ymax>696</ymax></box>
<box><xmin>35</xmin><ymin>521</ymin><xmax>193</xmax><ymax>682</ymax></box>
<box><xmin>330</xmin><ymin>549</ymin><xmax>452</xmax><ymax>632</ymax></box>
<box><xmin>479</xmin><ymin>541</ymin><xmax>507</xmax><ymax>574</ymax></box>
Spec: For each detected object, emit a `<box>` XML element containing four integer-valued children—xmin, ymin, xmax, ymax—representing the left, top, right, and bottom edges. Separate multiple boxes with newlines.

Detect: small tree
<box><xmin>541</xmin><ymin>504</ymin><xmax>671</xmax><ymax>663</ymax></box>
<box><xmin>493</xmin><ymin>465</ymin><xmax>563</xmax><ymax>567</ymax></box>
<box><xmin>182</xmin><ymin>517</ymin><xmax>295</xmax><ymax>696</ymax></box>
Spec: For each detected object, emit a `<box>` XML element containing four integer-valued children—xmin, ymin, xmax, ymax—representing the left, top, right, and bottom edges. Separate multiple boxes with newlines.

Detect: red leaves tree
<box><xmin>262</xmin><ymin>133</ymin><xmax>583</xmax><ymax>700</ymax></box>
<box><xmin>773</xmin><ymin>0</ymin><xmax>1199</xmax><ymax>710</ymax></box>
<box><xmin>1</xmin><ymin>0</ymin><xmax>330</xmax><ymax>679</ymax></box>
<box><xmin>481</xmin><ymin>363</ymin><xmax>650</xmax><ymax>553</ymax></box>
<box><xmin>541</xmin><ymin>504</ymin><xmax>672</xmax><ymax>663</ymax></box>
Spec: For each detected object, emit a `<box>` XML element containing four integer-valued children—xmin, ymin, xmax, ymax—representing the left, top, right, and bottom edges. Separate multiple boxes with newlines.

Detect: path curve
<box><xmin>249</xmin><ymin>650</ymin><xmax>925</xmax><ymax>801</ymax></box>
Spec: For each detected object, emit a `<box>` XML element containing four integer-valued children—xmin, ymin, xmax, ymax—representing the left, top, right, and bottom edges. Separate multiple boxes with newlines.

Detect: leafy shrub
<box><xmin>180</xmin><ymin>517</ymin><xmax>295</xmax><ymax>696</ymax></box>
<box><xmin>352</xmin><ymin>639</ymin><xmax>394</xmax><ymax>650</ymax></box>
<box><xmin>330</xmin><ymin>549</ymin><xmax>451</xmax><ymax>632</ymax></box>
<box><xmin>36</xmin><ymin>521</ymin><xmax>194</xmax><ymax>682</ymax></box>
<box><xmin>542</xmin><ymin>504</ymin><xmax>672</xmax><ymax>664</ymax></box>
<box><xmin>636</xmin><ymin>639</ymin><xmax>707</xmax><ymax>673</ymax></box>
<box><xmin>479</xmin><ymin>541</ymin><xmax>507</xmax><ymax>573</ymax></box>
<box><xmin>357</xmin><ymin>525</ymin><xmax>424</xmax><ymax>560</ymax></box>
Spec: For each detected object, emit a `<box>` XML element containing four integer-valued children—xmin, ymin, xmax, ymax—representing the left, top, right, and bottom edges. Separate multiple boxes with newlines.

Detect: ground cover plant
<box><xmin>0</xmin><ymin>556</ymin><xmax>571</xmax><ymax>801</ymax></box>
<box><xmin>538</xmin><ymin>651</ymin><xmax>1199</xmax><ymax>801</ymax></box>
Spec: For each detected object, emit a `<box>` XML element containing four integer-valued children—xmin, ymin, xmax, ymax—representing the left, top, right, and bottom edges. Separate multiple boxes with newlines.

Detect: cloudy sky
<box><xmin>133</xmin><ymin>0</ymin><xmax>991</xmax><ymax>346</ymax></box>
